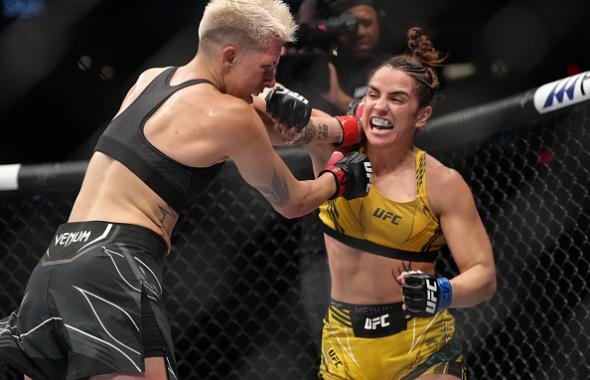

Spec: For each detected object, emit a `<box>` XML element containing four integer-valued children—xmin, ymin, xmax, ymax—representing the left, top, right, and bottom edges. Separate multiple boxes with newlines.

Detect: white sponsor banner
<box><xmin>534</xmin><ymin>71</ymin><xmax>590</xmax><ymax>114</ymax></box>
<box><xmin>0</xmin><ymin>164</ymin><xmax>21</xmax><ymax>190</ymax></box>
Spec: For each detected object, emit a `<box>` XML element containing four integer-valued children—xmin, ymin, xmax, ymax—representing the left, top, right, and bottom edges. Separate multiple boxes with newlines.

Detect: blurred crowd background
<box><xmin>0</xmin><ymin>0</ymin><xmax>588</xmax><ymax>164</ymax></box>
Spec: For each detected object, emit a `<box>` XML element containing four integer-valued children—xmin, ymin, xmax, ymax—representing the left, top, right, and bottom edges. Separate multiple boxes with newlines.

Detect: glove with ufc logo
<box><xmin>401</xmin><ymin>271</ymin><xmax>453</xmax><ymax>317</ymax></box>
<box><xmin>265</xmin><ymin>87</ymin><xmax>312</xmax><ymax>131</ymax></box>
<box><xmin>319</xmin><ymin>151</ymin><xmax>372</xmax><ymax>200</ymax></box>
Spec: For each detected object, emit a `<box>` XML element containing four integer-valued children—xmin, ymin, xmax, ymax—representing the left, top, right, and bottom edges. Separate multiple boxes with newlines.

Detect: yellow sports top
<box><xmin>318</xmin><ymin>149</ymin><xmax>445</xmax><ymax>262</ymax></box>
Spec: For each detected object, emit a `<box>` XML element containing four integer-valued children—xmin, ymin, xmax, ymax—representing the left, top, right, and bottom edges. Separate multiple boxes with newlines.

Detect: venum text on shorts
<box><xmin>54</xmin><ymin>231</ymin><xmax>92</xmax><ymax>247</ymax></box>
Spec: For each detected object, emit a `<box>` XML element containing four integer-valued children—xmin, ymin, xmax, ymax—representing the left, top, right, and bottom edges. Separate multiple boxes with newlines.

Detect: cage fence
<box><xmin>1</xmin><ymin>98</ymin><xmax>589</xmax><ymax>379</ymax></box>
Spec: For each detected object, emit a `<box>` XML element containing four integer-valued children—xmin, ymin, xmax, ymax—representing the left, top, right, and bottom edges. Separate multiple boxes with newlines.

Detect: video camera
<box><xmin>276</xmin><ymin>13</ymin><xmax>358</xmax><ymax>96</ymax></box>
<box><xmin>296</xmin><ymin>13</ymin><xmax>358</xmax><ymax>52</ymax></box>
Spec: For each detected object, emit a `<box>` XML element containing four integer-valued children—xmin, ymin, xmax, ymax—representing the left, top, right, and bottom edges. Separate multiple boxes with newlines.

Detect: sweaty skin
<box><xmin>70</xmin><ymin>39</ymin><xmax>338</xmax><ymax>251</ymax></box>
<box><xmin>308</xmin><ymin>66</ymin><xmax>496</xmax><ymax>308</ymax></box>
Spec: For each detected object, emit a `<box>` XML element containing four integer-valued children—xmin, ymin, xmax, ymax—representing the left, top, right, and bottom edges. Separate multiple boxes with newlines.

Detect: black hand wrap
<box><xmin>265</xmin><ymin>87</ymin><xmax>312</xmax><ymax>131</ymax></box>
<box><xmin>319</xmin><ymin>151</ymin><xmax>372</xmax><ymax>200</ymax></box>
<box><xmin>402</xmin><ymin>271</ymin><xmax>453</xmax><ymax>318</ymax></box>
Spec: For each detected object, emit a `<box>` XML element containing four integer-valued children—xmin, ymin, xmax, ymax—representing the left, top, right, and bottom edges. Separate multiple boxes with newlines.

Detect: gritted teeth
<box><xmin>370</xmin><ymin>117</ymin><xmax>393</xmax><ymax>129</ymax></box>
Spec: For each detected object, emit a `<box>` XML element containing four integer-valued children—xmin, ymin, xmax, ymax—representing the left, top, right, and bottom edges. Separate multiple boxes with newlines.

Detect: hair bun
<box><xmin>407</xmin><ymin>27</ymin><xmax>446</xmax><ymax>68</ymax></box>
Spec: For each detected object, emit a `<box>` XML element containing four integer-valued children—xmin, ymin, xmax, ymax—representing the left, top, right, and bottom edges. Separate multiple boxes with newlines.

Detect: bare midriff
<box><xmin>68</xmin><ymin>152</ymin><xmax>178</xmax><ymax>252</ymax></box>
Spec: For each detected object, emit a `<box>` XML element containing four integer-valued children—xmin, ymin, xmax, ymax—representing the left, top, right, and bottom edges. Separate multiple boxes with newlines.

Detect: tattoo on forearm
<box><xmin>319</xmin><ymin>123</ymin><xmax>329</xmax><ymax>140</ymax></box>
<box><xmin>392</xmin><ymin>261</ymin><xmax>413</xmax><ymax>286</ymax></box>
<box><xmin>288</xmin><ymin>122</ymin><xmax>317</xmax><ymax>146</ymax></box>
<box><xmin>255</xmin><ymin>169</ymin><xmax>289</xmax><ymax>205</ymax></box>
<box><xmin>283</xmin><ymin>122</ymin><xmax>329</xmax><ymax>146</ymax></box>
<box><xmin>300</xmin><ymin>123</ymin><xmax>317</xmax><ymax>144</ymax></box>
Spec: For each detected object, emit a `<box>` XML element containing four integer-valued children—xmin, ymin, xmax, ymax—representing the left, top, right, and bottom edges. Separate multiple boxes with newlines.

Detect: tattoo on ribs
<box><xmin>255</xmin><ymin>169</ymin><xmax>289</xmax><ymax>205</ymax></box>
<box><xmin>392</xmin><ymin>261</ymin><xmax>413</xmax><ymax>286</ymax></box>
<box><xmin>156</xmin><ymin>205</ymin><xmax>176</xmax><ymax>235</ymax></box>
<box><xmin>158</xmin><ymin>205</ymin><xmax>175</xmax><ymax>223</ymax></box>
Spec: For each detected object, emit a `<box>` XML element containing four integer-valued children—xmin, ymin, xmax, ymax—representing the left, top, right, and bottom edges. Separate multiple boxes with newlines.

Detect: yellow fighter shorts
<box><xmin>319</xmin><ymin>300</ymin><xmax>466</xmax><ymax>380</ymax></box>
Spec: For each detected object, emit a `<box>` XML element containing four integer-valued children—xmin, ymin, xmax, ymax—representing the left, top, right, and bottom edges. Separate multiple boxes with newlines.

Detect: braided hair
<box><xmin>376</xmin><ymin>27</ymin><xmax>446</xmax><ymax>107</ymax></box>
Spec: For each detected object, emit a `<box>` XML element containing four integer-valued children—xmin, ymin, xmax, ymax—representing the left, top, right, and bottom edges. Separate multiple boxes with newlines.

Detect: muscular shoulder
<box><xmin>196</xmin><ymin>93</ymin><xmax>259</xmax><ymax>132</ymax></box>
<box><xmin>190</xmin><ymin>93</ymin><xmax>267</xmax><ymax>153</ymax></box>
<box><xmin>424</xmin><ymin>155</ymin><xmax>461</xmax><ymax>187</ymax></box>
<box><xmin>424</xmin><ymin>154</ymin><xmax>472</xmax><ymax>216</ymax></box>
<box><xmin>215</xmin><ymin>95</ymin><xmax>258</xmax><ymax>124</ymax></box>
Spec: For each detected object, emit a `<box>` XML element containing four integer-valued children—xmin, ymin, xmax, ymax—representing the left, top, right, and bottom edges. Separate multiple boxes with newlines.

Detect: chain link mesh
<box><xmin>1</xmin><ymin>101</ymin><xmax>589</xmax><ymax>379</ymax></box>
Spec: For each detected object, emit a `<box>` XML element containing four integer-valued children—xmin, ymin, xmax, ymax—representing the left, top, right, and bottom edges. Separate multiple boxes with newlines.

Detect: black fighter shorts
<box><xmin>0</xmin><ymin>221</ymin><xmax>178</xmax><ymax>380</ymax></box>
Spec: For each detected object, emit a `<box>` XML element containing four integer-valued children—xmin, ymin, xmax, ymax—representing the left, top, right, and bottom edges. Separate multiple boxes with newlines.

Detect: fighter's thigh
<box><xmin>318</xmin><ymin>322</ymin><xmax>361</xmax><ymax>378</ymax></box>
<box><xmin>89</xmin><ymin>357</ymin><xmax>167</xmax><ymax>380</ymax></box>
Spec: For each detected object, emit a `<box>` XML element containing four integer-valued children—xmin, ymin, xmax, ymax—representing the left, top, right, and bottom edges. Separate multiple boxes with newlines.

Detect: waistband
<box><xmin>46</xmin><ymin>221</ymin><xmax>167</xmax><ymax>265</ymax></box>
<box><xmin>330</xmin><ymin>299</ymin><xmax>404</xmax><ymax>315</ymax></box>
<box><xmin>328</xmin><ymin>299</ymin><xmax>407</xmax><ymax>338</ymax></box>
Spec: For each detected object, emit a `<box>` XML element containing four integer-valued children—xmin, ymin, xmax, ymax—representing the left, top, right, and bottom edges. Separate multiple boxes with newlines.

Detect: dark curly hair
<box><xmin>373</xmin><ymin>27</ymin><xmax>446</xmax><ymax>107</ymax></box>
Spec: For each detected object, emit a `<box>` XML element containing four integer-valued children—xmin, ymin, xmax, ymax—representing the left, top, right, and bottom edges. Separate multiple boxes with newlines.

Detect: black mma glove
<box><xmin>265</xmin><ymin>87</ymin><xmax>312</xmax><ymax>131</ymax></box>
<box><xmin>318</xmin><ymin>151</ymin><xmax>372</xmax><ymax>200</ymax></box>
<box><xmin>402</xmin><ymin>271</ymin><xmax>453</xmax><ymax>318</ymax></box>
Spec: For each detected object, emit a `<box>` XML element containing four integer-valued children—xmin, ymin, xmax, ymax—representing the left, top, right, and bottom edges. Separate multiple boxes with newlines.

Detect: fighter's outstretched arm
<box><xmin>218</xmin><ymin>99</ymin><xmax>370</xmax><ymax>219</ymax></box>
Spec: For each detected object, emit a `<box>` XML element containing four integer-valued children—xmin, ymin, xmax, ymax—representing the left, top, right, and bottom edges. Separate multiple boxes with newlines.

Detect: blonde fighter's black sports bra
<box><xmin>318</xmin><ymin>149</ymin><xmax>445</xmax><ymax>262</ymax></box>
<box><xmin>95</xmin><ymin>67</ymin><xmax>224</xmax><ymax>213</ymax></box>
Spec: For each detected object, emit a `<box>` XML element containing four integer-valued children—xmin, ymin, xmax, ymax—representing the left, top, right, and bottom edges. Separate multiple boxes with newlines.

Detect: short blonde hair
<box><xmin>198</xmin><ymin>0</ymin><xmax>297</xmax><ymax>48</ymax></box>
